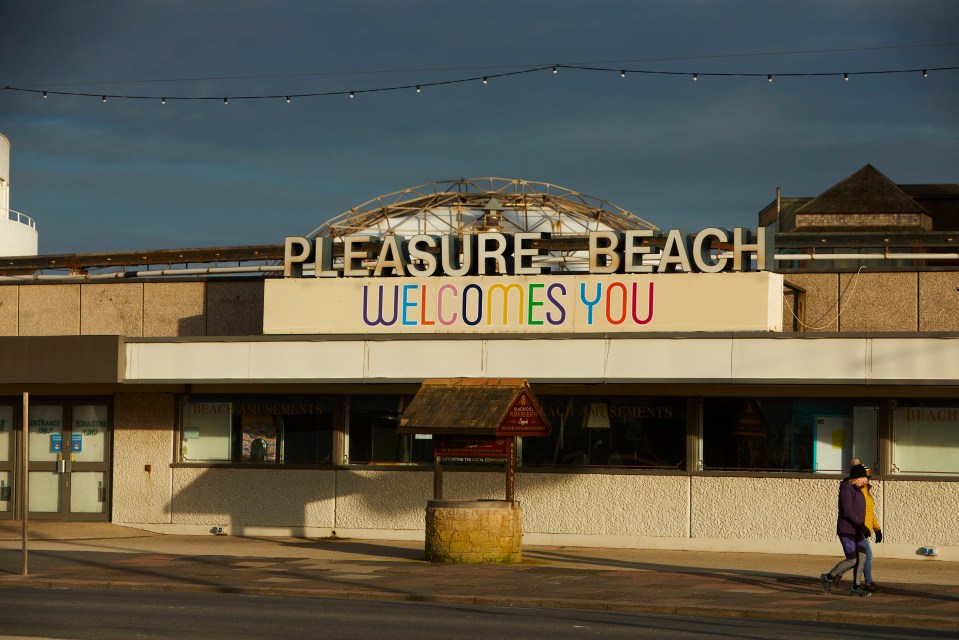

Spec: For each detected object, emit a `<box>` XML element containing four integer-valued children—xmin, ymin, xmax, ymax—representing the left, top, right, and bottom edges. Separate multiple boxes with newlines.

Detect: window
<box><xmin>522</xmin><ymin>396</ymin><xmax>685</xmax><ymax>468</ymax></box>
<box><xmin>702</xmin><ymin>397</ymin><xmax>878</xmax><ymax>472</ymax></box>
<box><xmin>892</xmin><ymin>400</ymin><xmax>959</xmax><ymax>475</ymax></box>
<box><xmin>180</xmin><ymin>396</ymin><xmax>335</xmax><ymax>464</ymax></box>
<box><xmin>347</xmin><ymin>395</ymin><xmax>431</xmax><ymax>464</ymax></box>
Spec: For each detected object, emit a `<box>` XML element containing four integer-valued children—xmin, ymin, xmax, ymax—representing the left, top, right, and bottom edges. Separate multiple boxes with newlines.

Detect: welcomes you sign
<box><xmin>263</xmin><ymin>271</ymin><xmax>784</xmax><ymax>334</ymax></box>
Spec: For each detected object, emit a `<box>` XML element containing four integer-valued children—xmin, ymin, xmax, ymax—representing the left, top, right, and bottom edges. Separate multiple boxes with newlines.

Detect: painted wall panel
<box><xmin>870</xmin><ymin>338</ymin><xmax>959</xmax><ymax>382</ymax></box>
<box><xmin>366</xmin><ymin>339</ymin><xmax>485</xmax><ymax>380</ymax></box>
<box><xmin>607</xmin><ymin>338</ymin><xmax>732</xmax><ymax>381</ymax></box>
<box><xmin>732</xmin><ymin>337</ymin><xmax>868</xmax><ymax>381</ymax></box>
<box><xmin>248</xmin><ymin>340</ymin><xmax>366</xmax><ymax>381</ymax></box>
<box><xmin>485</xmin><ymin>339</ymin><xmax>607</xmax><ymax>380</ymax></box>
<box><xmin>127</xmin><ymin>342</ymin><xmax>251</xmax><ymax>382</ymax></box>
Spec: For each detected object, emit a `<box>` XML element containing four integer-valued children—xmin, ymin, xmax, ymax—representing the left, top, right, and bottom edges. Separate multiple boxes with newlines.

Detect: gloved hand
<box><xmin>875</xmin><ymin>530</ymin><xmax>883</xmax><ymax>544</ymax></box>
<box><xmin>858</xmin><ymin>524</ymin><xmax>871</xmax><ymax>539</ymax></box>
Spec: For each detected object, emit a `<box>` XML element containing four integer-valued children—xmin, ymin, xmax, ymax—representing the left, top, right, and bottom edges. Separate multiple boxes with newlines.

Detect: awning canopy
<box><xmin>398</xmin><ymin>378</ymin><xmax>550</xmax><ymax>437</ymax></box>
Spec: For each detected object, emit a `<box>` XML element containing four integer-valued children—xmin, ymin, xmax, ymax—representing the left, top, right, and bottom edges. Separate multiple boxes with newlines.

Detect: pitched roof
<box><xmin>398</xmin><ymin>378</ymin><xmax>549</xmax><ymax>436</ymax></box>
<box><xmin>796</xmin><ymin>164</ymin><xmax>929</xmax><ymax>215</ymax></box>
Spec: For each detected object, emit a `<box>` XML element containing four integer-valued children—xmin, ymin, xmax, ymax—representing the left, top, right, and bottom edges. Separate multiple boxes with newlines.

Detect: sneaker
<box><xmin>820</xmin><ymin>573</ymin><xmax>833</xmax><ymax>594</ymax></box>
<box><xmin>865</xmin><ymin>582</ymin><xmax>878</xmax><ymax>592</ymax></box>
<box><xmin>850</xmin><ymin>586</ymin><xmax>873</xmax><ymax>597</ymax></box>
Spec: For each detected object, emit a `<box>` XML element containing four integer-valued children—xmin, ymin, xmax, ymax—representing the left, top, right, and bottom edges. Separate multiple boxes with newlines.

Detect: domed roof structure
<box><xmin>306</xmin><ymin>178</ymin><xmax>657</xmax><ymax>239</ymax></box>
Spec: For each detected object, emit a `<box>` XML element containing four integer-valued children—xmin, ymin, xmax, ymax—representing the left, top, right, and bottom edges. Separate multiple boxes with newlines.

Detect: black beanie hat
<box><xmin>849</xmin><ymin>463</ymin><xmax>868</xmax><ymax>479</ymax></box>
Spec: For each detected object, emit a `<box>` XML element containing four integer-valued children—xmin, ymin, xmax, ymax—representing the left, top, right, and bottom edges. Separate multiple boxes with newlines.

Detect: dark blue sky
<box><xmin>1</xmin><ymin>1</ymin><xmax>957</xmax><ymax>254</ymax></box>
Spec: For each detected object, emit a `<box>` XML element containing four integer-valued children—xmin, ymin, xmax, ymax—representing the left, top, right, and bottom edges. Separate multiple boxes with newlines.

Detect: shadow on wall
<box><xmin>167</xmin><ymin>467</ymin><xmax>338</xmax><ymax>530</ymax></box>
<box><xmin>164</xmin><ymin>465</ymin><xmax>563</xmax><ymax>533</ymax></box>
<box><xmin>167</xmin><ymin>280</ymin><xmax>263</xmax><ymax>337</ymax></box>
<box><xmin>177</xmin><ymin>314</ymin><xmax>206</xmax><ymax>336</ymax></box>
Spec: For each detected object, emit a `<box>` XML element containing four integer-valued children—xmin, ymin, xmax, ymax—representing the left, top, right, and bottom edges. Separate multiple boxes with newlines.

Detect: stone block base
<box><xmin>425</xmin><ymin>499</ymin><xmax>522</xmax><ymax>564</ymax></box>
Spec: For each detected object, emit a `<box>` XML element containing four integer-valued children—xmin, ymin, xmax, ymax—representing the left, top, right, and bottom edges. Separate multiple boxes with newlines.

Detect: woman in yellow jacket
<box><xmin>855</xmin><ymin>458</ymin><xmax>883</xmax><ymax>592</ymax></box>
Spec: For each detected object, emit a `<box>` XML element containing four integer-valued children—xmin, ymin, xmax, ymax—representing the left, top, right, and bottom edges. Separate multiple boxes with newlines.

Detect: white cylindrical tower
<box><xmin>0</xmin><ymin>133</ymin><xmax>39</xmax><ymax>257</ymax></box>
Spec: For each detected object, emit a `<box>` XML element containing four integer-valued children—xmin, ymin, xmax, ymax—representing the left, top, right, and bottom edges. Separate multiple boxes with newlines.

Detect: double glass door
<box><xmin>17</xmin><ymin>403</ymin><xmax>111</xmax><ymax>520</ymax></box>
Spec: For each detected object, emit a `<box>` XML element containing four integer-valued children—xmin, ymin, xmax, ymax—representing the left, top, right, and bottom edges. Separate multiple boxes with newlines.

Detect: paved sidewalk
<box><xmin>1</xmin><ymin>522</ymin><xmax>957</xmax><ymax>631</ymax></box>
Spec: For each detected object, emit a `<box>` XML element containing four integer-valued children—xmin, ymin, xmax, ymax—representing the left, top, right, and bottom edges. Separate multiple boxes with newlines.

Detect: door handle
<box><xmin>57</xmin><ymin>459</ymin><xmax>72</xmax><ymax>474</ymax></box>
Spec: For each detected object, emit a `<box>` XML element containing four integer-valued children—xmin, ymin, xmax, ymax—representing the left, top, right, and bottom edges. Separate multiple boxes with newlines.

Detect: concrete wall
<box><xmin>143</xmin><ymin>282</ymin><xmax>206</xmax><ymax>337</ymax></box>
<box><xmin>112</xmin><ymin>392</ymin><xmax>176</xmax><ymax>525</ymax></box>
<box><xmin>838</xmin><ymin>272</ymin><xmax>918</xmax><ymax>333</ymax></box>
<box><xmin>919</xmin><ymin>272</ymin><xmax>959</xmax><ymax>332</ymax></box>
<box><xmin>0</xmin><ymin>281</ymin><xmax>263</xmax><ymax>337</ymax></box>
<box><xmin>0</xmin><ymin>272</ymin><xmax>953</xmax><ymax>337</ymax></box>
<box><xmin>19</xmin><ymin>284</ymin><xmax>80</xmax><ymax>335</ymax></box>
<box><xmin>885</xmin><ymin>480</ymin><xmax>958</xmax><ymax>547</ymax></box>
<box><xmin>169</xmin><ymin>467</ymin><xmax>336</xmax><ymax>531</ymax></box>
<box><xmin>783</xmin><ymin>271</ymin><xmax>954</xmax><ymax>334</ymax></box>
<box><xmin>0</xmin><ymin>286</ymin><xmax>16</xmax><ymax>336</ymax></box>
<box><xmin>110</xmin><ymin>462</ymin><xmax>955</xmax><ymax>560</ymax></box>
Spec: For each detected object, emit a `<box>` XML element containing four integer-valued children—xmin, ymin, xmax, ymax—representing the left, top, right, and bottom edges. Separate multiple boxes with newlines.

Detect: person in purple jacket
<box><xmin>820</xmin><ymin>463</ymin><xmax>873</xmax><ymax>597</ymax></box>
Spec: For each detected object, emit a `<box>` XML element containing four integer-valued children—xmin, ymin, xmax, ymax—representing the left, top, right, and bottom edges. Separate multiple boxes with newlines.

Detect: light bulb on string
<box><xmin>620</xmin><ymin>70</ymin><xmax>626</xmax><ymax>78</ymax></box>
<box><xmin>693</xmin><ymin>73</ymin><xmax>698</xmax><ymax>81</ymax></box>
<box><xmin>286</xmin><ymin>96</ymin><xmax>291</xmax><ymax>103</ymax></box>
<box><xmin>161</xmin><ymin>97</ymin><xmax>167</xmax><ymax>105</ymax></box>
<box><xmin>843</xmin><ymin>73</ymin><xmax>849</xmax><ymax>82</ymax></box>
<box><xmin>416</xmin><ymin>85</ymin><xmax>421</xmax><ymax>93</ymax></box>
<box><xmin>552</xmin><ymin>66</ymin><xmax>557</xmax><ymax>74</ymax></box>
<box><xmin>349</xmin><ymin>91</ymin><xmax>355</xmax><ymax>99</ymax></box>
<box><xmin>101</xmin><ymin>95</ymin><xmax>107</xmax><ymax>103</ymax></box>
<box><xmin>223</xmin><ymin>97</ymin><xmax>228</xmax><ymax>105</ymax></box>
<box><xmin>767</xmin><ymin>74</ymin><xmax>773</xmax><ymax>83</ymax></box>
<box><xmin>482</xmin><ymin>77</ymin><xmax>488</xmax><ymax>85</ymax></box>
<box><xmin>922</xmin><ymin>69</ymin><xmax>928</xmax><ymax>78</ymax></box>
<box><xmin>42</xmin><ymin>91</ymin><xmax>47</xmax><ymax>99</ymax></box>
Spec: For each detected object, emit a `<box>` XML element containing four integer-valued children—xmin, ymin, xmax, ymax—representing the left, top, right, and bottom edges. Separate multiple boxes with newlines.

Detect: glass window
<box><xmin>347</xmin><ymin>395</ymin><xmax>430</xmax><ymax>464</ymax></box>
<box><xmin>180</xmin><ymin>396</ymin><xmax>335</xmax><ymax>464</ymax></box>
<box><xmin>522</xmin><ymin>396</ymin><xmax>685</xmax><ymax>468</ymax></box>
<box><xmin>702</xmin><ymin>397</ymin><xmax>878</xmax><ymax>472</ymax></box>
<box><xmin>892</xmin><ymin>401</ymin><xmax>959</xmax><ymax>476</ymax></box>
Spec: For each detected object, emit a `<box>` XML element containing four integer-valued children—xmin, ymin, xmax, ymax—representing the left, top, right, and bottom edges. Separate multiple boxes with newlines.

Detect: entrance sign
<box><xmin>265</xmin><ymin>272</ymin><xmax>784</xmax><ymax>334</ymax></box>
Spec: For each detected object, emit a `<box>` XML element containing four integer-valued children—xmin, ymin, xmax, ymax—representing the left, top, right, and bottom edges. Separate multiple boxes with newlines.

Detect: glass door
<box><xmin>0</xmin><ymin>405</ymin><xmax>13</xmax><ymax>519</ymax></box>
<box><xmin>28</xmin><ymin>403</ymin><xmax>111</xmax><ymax>520</ymax></box>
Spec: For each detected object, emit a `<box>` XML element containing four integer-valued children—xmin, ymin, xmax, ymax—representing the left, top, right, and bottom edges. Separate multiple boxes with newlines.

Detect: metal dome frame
<box><xmin>306</xmin><ymin>178</ymin><xmax>657</xmax><ymax>238</ymax></box>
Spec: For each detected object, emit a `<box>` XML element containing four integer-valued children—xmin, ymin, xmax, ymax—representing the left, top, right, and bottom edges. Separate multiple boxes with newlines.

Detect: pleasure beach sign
<box><xmin>263</xmin><ymin>228</ymin><xmax>784</xmax><ymax>334</ymax></box>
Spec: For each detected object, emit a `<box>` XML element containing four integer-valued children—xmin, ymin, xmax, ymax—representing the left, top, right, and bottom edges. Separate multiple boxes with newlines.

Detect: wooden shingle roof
<box><xmin>398</xmin><ymin>378</ymin><xmax>549</xmax><ymax>437</ymax></box>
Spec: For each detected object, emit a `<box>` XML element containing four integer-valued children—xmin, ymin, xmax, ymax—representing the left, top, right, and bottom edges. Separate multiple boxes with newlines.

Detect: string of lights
<box><xmin>3</xmin><ymin>63</ymin><xmax>956</xmax><ymax>104</ymax></box>
<box><xmin>8</xmin><ymin>42</ymin><xmax>959</xmax><ymax>88</ymax></box>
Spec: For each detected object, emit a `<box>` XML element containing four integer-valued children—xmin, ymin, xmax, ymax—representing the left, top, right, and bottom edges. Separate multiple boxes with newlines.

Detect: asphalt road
<box><xmin>0</xmin><ymin>586</ymin><xmax>953</xmax><ymax>640</ymax></box>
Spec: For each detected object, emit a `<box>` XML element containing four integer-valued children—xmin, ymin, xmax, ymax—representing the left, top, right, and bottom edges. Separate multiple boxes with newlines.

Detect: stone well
<box><xmin>425</xmin><ymin>499</ymin><xmax>522</xmax><ymax>564</ymax></box>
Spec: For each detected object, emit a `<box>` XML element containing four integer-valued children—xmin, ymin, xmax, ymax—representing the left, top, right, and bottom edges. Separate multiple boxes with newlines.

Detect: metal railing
<box><xmin>1</xmin><ymin>208</ymin><xmax>36</xmax><ymax>229</ymax></box>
